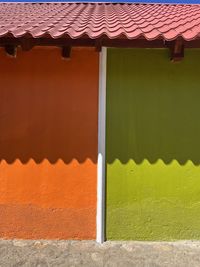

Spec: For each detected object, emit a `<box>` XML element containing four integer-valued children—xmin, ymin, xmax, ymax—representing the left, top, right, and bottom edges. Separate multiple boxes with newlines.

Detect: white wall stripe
<box><xmin>96</xmin><ymin>47</ymin><xmax>107</xmax><ymax>243</ymax></box>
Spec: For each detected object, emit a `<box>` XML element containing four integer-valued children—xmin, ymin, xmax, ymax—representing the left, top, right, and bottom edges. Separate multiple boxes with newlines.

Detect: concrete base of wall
<box><xmin>1</xmin><ymin>239</ymin><xmax>200</xmax><ymax>266</ymax></box>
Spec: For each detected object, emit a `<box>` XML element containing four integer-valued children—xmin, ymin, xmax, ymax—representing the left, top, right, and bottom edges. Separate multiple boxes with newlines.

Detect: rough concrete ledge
<box><xmin>1</xmin><ymin>239</ymin><xmax>200</xmax><ymax>267</ymax></box>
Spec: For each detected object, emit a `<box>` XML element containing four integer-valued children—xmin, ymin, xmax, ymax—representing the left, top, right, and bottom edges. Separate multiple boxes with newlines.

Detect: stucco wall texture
<box><xmin>106</xmin><ymin>48</ymin><xmax>200</xmax><ymax>240</ymax></box>
<box><xmin>0</xmin><ymin>47</ymin><xmax>99</xmax><ymax>239</ymax></box>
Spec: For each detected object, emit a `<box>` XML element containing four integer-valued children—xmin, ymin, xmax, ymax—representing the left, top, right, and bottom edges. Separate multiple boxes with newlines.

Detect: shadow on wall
<box><xmin>106</xmin><ymin>48</ymin><xmax>200</xmax><ymax>166</ymax></box>
<box><xmin>106</xmin><ymin>94</ymin><xmax>200</xmax><ymax>165</ymax></box>
<box><xmin>0</xmin><ymin>47</ymin><xmax>98</xmax><ymax>164</ymax></box>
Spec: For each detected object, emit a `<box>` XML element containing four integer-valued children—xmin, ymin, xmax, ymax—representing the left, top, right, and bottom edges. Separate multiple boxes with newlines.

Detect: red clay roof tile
<box><xmin>1</xmin><ymin>3</ymin><xmax>200</xmax><ymax>41</ymax></box>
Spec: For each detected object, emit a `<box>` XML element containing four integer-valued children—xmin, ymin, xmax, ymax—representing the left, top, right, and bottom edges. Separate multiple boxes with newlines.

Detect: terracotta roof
<box><xmin>1</xmin><ymin>3</ymin><xmax>200</xmax><ymax>41</ymax></box>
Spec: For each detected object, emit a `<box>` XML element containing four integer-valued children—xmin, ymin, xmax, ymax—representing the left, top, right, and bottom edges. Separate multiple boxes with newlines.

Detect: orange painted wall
<box><xmin>0</xmin><ymin>47</ymin><xmax>99</xmax><ymax>239</ymax></box>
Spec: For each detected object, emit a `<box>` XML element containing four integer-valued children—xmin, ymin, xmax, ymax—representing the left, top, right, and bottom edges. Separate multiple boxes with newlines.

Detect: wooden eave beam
<box><xmin>61</xmin><ymin>46</ymin><xmax>71</xmax><ymax>59</ymax></box>
<box><xmin>1</xmin><ymin>37</ymin><xmax>200</xmax><ymax>57</ymax></box>
<box><xmin>102</xmin><ymin>38</ymin><xmax>165</xmax><ymax>48</ymax></box>
<box><xmin>0</xmin><ymin>37</ymin><xmax>96</xmax><ymax>48</ymax></box>
<box><xmin>0</xmin><ymin>37</ymin><xmax>166</xmax><ymax>49</ymax></box>
<box><xmin>95</xmin><ymin>39</ymin><xmax>102</xmax><ymax>52</ymax></box>
<box><xmin>4</xmin><ymin>44</ymin><xmax>17</xmax><ymax>57</ymax></box>
<box><xmin>0</xmin><ymin>37</ymin><xmax>200</xmax><ymax>49</ymax></box>
<box><xmin>167</xmin><ymin>38</ymin><xmax>184</xmax><ymax>62</ymax></box>
<box><xmin>21</xmin><ymin>39</ymin><xmax>34</xmax><ymax>51</ymax></box>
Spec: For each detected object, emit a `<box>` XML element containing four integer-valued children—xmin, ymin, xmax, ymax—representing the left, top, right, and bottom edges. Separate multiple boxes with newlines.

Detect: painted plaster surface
<box><xmin>0</xmin><ymin>47</ymin><xmax>98</xmax><ymax>239</ymax></box>
<box><xmin>106</xmin><ymin>48</ymin><xmax>200</xmax><ymax>240</ymax></box>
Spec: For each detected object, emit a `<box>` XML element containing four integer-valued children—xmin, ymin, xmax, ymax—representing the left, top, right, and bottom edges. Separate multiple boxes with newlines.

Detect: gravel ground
<box><xmin>0</xmin><ymin>240</ymin><xmax>200</xmax><ymax>267</ymax></box>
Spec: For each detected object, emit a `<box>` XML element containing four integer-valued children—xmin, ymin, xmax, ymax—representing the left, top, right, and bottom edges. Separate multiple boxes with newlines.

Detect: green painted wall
<box><xmin>106</xmin><ymin>48</ymin><xmax>200</xmax><ymax>240</ymax></box>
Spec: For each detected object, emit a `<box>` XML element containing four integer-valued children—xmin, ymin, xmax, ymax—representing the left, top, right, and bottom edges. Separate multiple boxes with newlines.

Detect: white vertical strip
<box><xmin>96</xmin><ymin>47</ymin><xmax>107</xmax><ymax>243</ymax></box>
